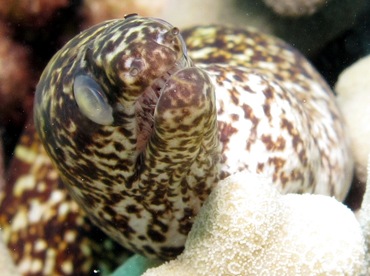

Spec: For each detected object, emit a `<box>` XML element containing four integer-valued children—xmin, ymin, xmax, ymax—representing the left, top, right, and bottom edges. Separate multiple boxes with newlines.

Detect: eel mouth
<box><xmin>135</xmin><ymin>54</ymin><xmax>192</xmax><ymax>151</ymax></box>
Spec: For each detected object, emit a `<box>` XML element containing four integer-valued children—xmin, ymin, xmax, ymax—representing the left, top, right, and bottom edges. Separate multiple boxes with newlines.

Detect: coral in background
<box><xmin>336</xmin><ymin>55</ymin><xmax>370</xmax><ymax>184</ymax></box>
<box><xmin>0</xmin><ymin>0</ymin><xmax>69</xmax><ymax>26</ymax></box>
<box><xmin>0</xmin><ymin>136</ymin><xmax>4</xmax><ymax>191</ymax></box>
<box><xmin>358</xmin><ymin>155</ymin><xmax>370</xmax><ymax>276</ymax></box>
<box><xmin>160</xmin><ymin>0</ymin><xmax>365</xmax><ymax>56</ymax></box>
<box><xmin>80</xmin><ymin>0</ymin><xmax>168</xmax><ymax>28</ymax></box>
<box><xmin>0</xmin><ymin>21</ymin><xmax>33</xmax><ymax>127</ymax></box>
<box><xmin>262</xmin><ymin>0</ymin><xmax>329</xmax><ymax>17</ymax></box>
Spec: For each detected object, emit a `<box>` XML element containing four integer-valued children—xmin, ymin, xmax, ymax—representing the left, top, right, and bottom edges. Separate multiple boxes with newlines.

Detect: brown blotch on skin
<box><xmin>103</xmin><ymin>205</ymin><xmax>116</xmax><ymax>217</ymax></box>
<box><xmin>298</xmin><ymin>149</ymin><xmax>308</xmax><ymax>166</ymax></box>
<box><xmin>113</xmin><ymin>141</ymin><xmax>125</xmax><ymax>152</ymax></box>
<box><xmin>82</xmin><ymin>193</ymin><xmax>100</xmax><ymax>208</ymax></box>
<box><xmin>268</xmin><ymin>156</ymin><xmax>286</xmax><ymax>175</ymax></box>
<box><xmin>113</xmin><ymin>215</ymin><xmax>135</xmax><ymax>239</ymax></box>
<box><xmin>242</xmin><ymin>103</ymin><xmax>260</xmax><ymax>150</ymax></box>
<box><xmin>279</xmin><ymin>172</ymin><xmax>290</xmax><ymax>186</ymax></box>
<box><xmin>229</xmin><ymin>88</ymin><xmax>240</xmax><ymax>105</ymax></box>
<box><xmin>109</xmin><ymin>193</ymin><xmax>123</xmax><ymax>204</ymax></box>
<box><xmin>261</xmin><ymin>134</ymin><xmax>273</xmax><ymax>151</ymax></box>
<box><xmin>257</xmin><ymin>163</ymin><xmax>265</xmax><ymax>173</ymax></box>
<box><xmin>230</xmin><ymin>114</ymin><xmax>239</xmax><ymax>121</ymax></box>
<box><xmin>219</xmin><ymin>121</ymin><xmax>238</xmax><ymax>147</ymax></box>
<box><xmin>261</xmin><ymin>134</ymin><xmax>286</xmax><ymax>151</ymax></box>
<box><xmin>263</xmin><ymin>103</ymin><xmax>272</xmax><ymax>120</ymax></box>
<box><xmin>217</xmin><ymin>101</ymin><xmax>225</xmax><ymax>115</ymax></box>
<box><xmin>193</xmin><ymin>181</ymin><xmax>208</xmax><ymax>199</ymax></box>
<box><xmin>281</xmin><ymin>117</ymin><xmax>303</xmax><ymax>150</ymax></box>
<box><xmin>126</xmin><ymin>204</ymin><xmax>140</xmax><ymax>214</ymax></box>
<box><xmin>178</xmin><ymin>208</ymin><xmax>196</xmax><ymax>235</ymax></box>
<box><xmin>263</xmin><ymin>86</ymin><xmax>274</xmax><ymax>100</ymax></box>
<box><xmin>142</xmin><ymin>245</ymin><xmax>156</xmax><ymax>255</ymax></box>
<box><xmin>159</xmin><ymin>246</ymin><xmax>184</xmax><ymax>259</ymax></box>
<box><xmin>232</xmin><ymin>73</ymin><xmax>243</xmax><ymax>82</ymax></box>
<box><xmin>242</xmin><ymin>103</ymin><xmax>256</xmax><ymax>123</ymax></box>
<box><xmin>147</xmin><ymin>229</ymin><xmax>166</xmax><ymax>243</ymax></box>
<box><xmin>275</xmin><ymin>136</ymin><xmax>286</xmax><ymax>150</ymax></box>
<box><xmin>292</xmin><ymin>169</ymin><xmax>305</xmax><ymax>185</ymax></box>
<box><xmin>153</xmin><ymin>218</ymin><xmax>169</xmax><ymax>234</ymax></box>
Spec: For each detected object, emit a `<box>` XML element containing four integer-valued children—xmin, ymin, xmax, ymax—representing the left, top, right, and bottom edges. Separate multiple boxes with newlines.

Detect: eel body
<box><xmin>0</xmin><ymin>120</ymin><xmax>130</xmax><ymax>275</ymax></box>
<box><xmin>33</xmin><ymin>15</ymin><xmax>353</xmax><ymax>259</ymax></box>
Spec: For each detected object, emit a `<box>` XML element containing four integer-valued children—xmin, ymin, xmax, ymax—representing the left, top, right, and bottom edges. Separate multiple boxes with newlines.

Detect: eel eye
<box><xmin>73</xmin><ymin>75</ymin><xmax>114</xmax><ymax>125</ymax></box>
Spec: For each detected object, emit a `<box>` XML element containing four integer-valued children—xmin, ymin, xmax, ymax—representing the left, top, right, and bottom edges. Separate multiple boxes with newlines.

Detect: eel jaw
<box><xmin>135</xmin><ymin>54</ymin><xmax>192</xmax><ymax>152</ymax></box>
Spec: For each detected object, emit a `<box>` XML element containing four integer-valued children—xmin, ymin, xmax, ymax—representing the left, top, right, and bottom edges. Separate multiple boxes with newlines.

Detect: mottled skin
<box><xmin>0</xmin><ymin>120</ymin><xmax>130</xmax><ymax>275</ymax></box>
<box><xmin>34</xmin><ymin>15</ymin><xmax>353</xmax><ymax>260</ymax></box>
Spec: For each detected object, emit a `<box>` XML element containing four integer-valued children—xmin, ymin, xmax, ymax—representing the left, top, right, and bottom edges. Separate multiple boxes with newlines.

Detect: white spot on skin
<box><xmin>15</xmin><ymin>145</ymin><xmax>38</xmax><ymax>163</ymax></box>
<box><xmin>30</xmin><ymin>259</ymin><xmax>43</xmax><ymax>274</ymax></box>
<box><xmin>48</xmin><ymin>168</ymin><xmax>59</xmax><ymax>180</ymax></box>
<box><xmin>11</xmin><ymin>208</ymin><xmax>28</xmax><ymax>231</ymax></box>
<box><xmin>14</xmin><ymin>175</ymin><xmax>36</xmax><ymax>197</ymax></box>
<box><xmin>28</xmin><ymin>201</ymin><xmax>45</xmax><ymax>223</ymax></box>
<box><xmin>37</xmin><ymin>181</ymin><xmax>47</xmax><ymax>193</ymax></box>
<box><xmin>80</xmin><ymin>243</ymin><xmax>92</xmax><ymax>256</ymax></box>
<box><xmin>18</xmin><ymin>257</ymin><xmax>32</xmax><ymax>274</ymax></box>
<box><xmin>58</xmin><ymin>202</ymin><xmax>70</xmax><ymax>217</ymax></box>
<box><xmin>44</xmin><ymin>249</ymin><xmax>56</xmax><ymax>275</ymax></box>
<box><xmin>61</xmin><ymin>261</ymin><xmax>74</xmax><ymax>274</ymax></box>
<box><xmin>76</xmin><ymin>216</ymin><xmax>85</xmax><ymax>226</ymax></box>
<box><xmin>27</xmin><ymin>190</ymin><xmax>64</xmax><ymax>223</ymax></box>
<box><xmin>50</xmin><ymin>190</ymin><xmax>65</xmax><ymax>204</ymax></box>
<box><xmin>34</xmin><ymin>239</ymin><xmax>47</xmax><ymax>252</ymax></box>
<box><xmin>64</xmin><ymin>230</ymin><xmax>77</xmax><ymax>243</ymax></box>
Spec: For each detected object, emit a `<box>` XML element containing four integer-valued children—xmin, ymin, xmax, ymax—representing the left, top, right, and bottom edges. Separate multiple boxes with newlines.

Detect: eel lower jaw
<box><xmin>135</xmin><ymin>55</ymin><xmax>192</xmax><ymax>152</ymax></box>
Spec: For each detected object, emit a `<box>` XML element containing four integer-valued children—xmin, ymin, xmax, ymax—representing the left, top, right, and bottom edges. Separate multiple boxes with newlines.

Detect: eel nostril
<box><xmin>129</xmin><ymin>58</ymin><xmax>145</xmax><ymax>77</ymax></box>
<box><xmin>164</xmin><ymin>27</ymin><xmax>180</xmax><ymax>43</ymax></box>
<box><xmin>129</xmin><ymin>67</ymin><xmax>140</xmax><ymax>77</ymax></box>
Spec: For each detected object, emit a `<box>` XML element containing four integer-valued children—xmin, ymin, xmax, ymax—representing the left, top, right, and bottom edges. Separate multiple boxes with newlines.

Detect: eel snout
<box><xmin>135</xmin><ymin>54</ymin><xmax>194</xmax><ymax>151</ymax></box>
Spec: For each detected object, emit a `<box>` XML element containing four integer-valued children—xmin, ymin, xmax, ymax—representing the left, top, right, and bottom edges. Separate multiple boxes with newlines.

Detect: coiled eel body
<box><xmin>34</xmin><ymin>14</ymin><xmax>353</xmax><ymax>259</ymax></box>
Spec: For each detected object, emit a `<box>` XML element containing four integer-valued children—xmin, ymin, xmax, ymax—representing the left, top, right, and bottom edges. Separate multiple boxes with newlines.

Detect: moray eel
<box><xmin>34</xmin><ymin>14</ymin><xmax>353</xmax><ymax>259</ymax></box>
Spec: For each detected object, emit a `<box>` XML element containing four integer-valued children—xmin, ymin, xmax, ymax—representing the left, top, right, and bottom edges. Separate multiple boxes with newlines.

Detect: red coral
<box><xmin>0</xmin><ymin>0</ymin><xmax>69</xmax><ymax>26</ymax></box>
<box><xmin>0</xmin><ymin>22</ymin><xmax>33</xmax><ymax>127</ymax></box>
<box><xmin>80</xmin><ymin>0</ymin><xmax>167</xmax><ymax>28</ymax></box>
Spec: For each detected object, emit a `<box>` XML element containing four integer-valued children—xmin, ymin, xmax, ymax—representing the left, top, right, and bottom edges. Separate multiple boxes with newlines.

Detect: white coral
<box><xmin>144</xmin><ymin>171</ymin><xmax>368</xmax><ymax>275</ymax></box>
<box><xmin>358</xmin><ymin>154</ymin><xmax>370</xmax><ymax>275</ymax></box>
<box><xmin>336</xmin><ymin>55</ymin><xmax>370</xmax><ymax>184</ymax></box>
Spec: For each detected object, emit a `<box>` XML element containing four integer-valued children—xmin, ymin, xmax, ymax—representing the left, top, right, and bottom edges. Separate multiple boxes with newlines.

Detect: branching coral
<box><xmin>144</xmin><ymin>171</ymin><xmax>367</xmax><ymax>275</ymax></box>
